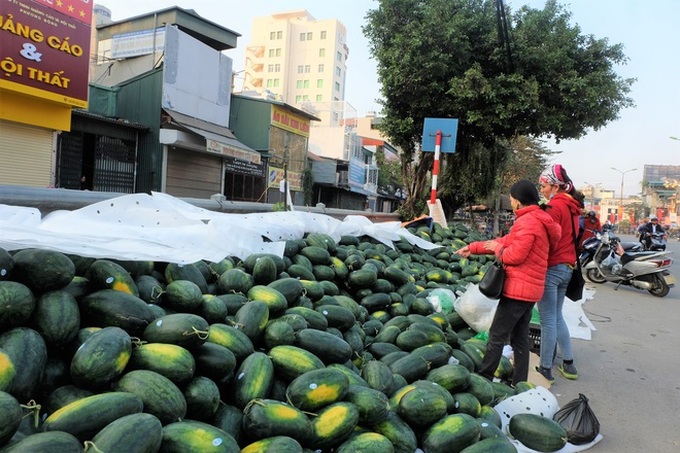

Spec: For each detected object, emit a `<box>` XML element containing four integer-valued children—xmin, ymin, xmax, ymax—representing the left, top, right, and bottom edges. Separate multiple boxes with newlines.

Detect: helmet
<box><xmin>650</xmin><ymin>216</ymin><xmax>658</xmax><ymax>221</ymax></box>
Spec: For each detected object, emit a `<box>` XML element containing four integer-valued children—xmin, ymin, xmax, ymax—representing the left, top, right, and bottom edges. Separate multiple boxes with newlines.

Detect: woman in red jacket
<box><xmin>537</xmin><ymin>164</ymin><xmax>585</xmax><ymax>382</ymax></box>
<box><xmin>457</xmin><ymin>180</ymin><xmax>560</xmax><ymax>386</ymax></box>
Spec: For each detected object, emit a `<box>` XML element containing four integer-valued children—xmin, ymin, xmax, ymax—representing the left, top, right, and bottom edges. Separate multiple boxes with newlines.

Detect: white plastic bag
<box><xmin>427</xmin><ymin>288</ymin><xmax>456</xmax><ymax>314</ymax></box>
<box><xmin>452</xmin><ymin>283</ymin><xmax>498</xmax><ymax>333</ymax></box>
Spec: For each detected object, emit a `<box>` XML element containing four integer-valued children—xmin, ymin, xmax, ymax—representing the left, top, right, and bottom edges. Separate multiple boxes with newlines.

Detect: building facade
<box><xmin>84</xmin><ymin>7</ymin><xmax>262</xmax><ymax>198</ymax></box>
<box><xmin>642</xmin><ymin>164</ymin><xmax>680</xmax><ymax>225</ymax></box>
<box><xmin>243</xmin><ymin>10</ymin><xmax>348</xmax><ymax>125</ymax></box>
<box><xmin>1</xmin><ymin>0</ymin><xmax>94</xmax><ymax>187</ymax></box>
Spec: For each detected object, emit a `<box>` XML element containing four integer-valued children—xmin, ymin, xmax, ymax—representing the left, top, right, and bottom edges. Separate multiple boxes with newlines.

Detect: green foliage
<box><xmin>364</xmin><ymin>0</ymin><xmax>635</xmax><ymax>212</ymax></box>
<box><xmin>272</xmin><ymin>202</ymin><xmax>286</xmax><ymax>212</ymax></box>
<box><xmin>397</xmin><ymin>197</ymin><xmax>427</xmax><ymax>222</ymax></box>
<box><xmin>376</xmin><ymin>148</ymin><xmax>403</xmax><ymax>193</ymax></box>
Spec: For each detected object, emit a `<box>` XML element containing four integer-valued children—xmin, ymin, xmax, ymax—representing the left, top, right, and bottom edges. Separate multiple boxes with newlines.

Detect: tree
<box><xmin>363</xmin><ymin>0</ymin><xmax>635</xmax><ymax>218</ymax></box>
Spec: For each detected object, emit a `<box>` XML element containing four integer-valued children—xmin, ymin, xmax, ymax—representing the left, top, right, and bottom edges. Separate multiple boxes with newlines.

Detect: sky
<box><xmin>103</xmin><ymin>0</ymin><xmax>679</xmax><ymax>197</ymax></box>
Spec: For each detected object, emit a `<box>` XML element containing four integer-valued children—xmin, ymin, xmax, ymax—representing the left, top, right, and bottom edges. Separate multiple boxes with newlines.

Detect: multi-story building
<box><xmin>642</xmin><ymin>164</ymin><xmax>680</xmax><ymax>223</ymax></box>
<box><xmin>243</xmin><ymin>10</ymin><xmax>348</xmax><ymax>125</ymax></box>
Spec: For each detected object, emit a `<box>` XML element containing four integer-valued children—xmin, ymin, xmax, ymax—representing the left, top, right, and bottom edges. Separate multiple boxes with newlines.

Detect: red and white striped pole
<box><xmin>429</xmin><ymin>130</ymin><xmax>442</xmax><ymax>205</ymax></box>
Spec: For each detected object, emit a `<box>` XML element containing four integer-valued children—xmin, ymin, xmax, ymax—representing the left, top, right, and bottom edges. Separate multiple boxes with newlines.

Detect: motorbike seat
<box><xmin>620</xmin><ymin>251</ymin><xmax>659</xmax><ymax>265</ymax></box>
<box><xmin>620</xmin><ymin>241</ymin><xmax>643</xmax><ymax>252</ymax></box>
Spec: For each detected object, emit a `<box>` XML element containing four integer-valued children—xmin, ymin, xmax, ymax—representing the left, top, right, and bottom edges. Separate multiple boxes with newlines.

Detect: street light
<box><xmin>583</xmin><ymin>181</ymin><xmax>601</xmax><ymax>209</ymax></box>
<box><xmin>611</xmin><ymin>167</ymin><xmax>637</xmax><ymax>222</ymax></box>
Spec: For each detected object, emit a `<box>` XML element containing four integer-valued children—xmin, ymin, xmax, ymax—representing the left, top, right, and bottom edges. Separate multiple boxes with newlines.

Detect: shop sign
<box><xmin>224</xmin><ymin>156</ymin><xmax>265</xmax><ymax>178</ymax></box>
<box><xmin>0</xmin><ymin>0</ymin><xmax>93</xmax><ymax>107</ymax></box>
<box><xmin>207</xmin><ymin>138</ymin><xmax>261</xmax><ymax>164</ymax></box>
<box><xmin>268</xmin><ymin>165</ymin><xmax>302</xmax><ymax>192</ymax></box>
<box><xmin>271</xmin><ymin>106</ymin><xmax>310</xmax><ymax>137</ymax></box>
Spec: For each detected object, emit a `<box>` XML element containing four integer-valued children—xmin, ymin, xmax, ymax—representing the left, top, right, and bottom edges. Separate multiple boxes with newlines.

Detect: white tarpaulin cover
<box><xmin>0</xmin><ymin>192</ymin><xmax>437</xmax><ymax>263</ymax></box>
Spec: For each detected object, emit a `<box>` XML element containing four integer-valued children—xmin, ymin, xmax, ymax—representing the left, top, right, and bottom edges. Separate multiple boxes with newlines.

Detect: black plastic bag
<box><xmin>553</xmin><ymin>393</ymin><xmax>600</xmax><ymax>445</ymax></box>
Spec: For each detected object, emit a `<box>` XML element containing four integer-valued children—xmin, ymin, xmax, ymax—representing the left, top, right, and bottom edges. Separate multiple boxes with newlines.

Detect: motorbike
<box><xmin>583</xmin><ymin>231</ymin><xmax>675</xmax><ymax>297</ymax></box>
<box><xmin>641</xmin><ymin>231</ymin><xmax>667</xmax><ymax>251</ymax></box>
<box><xmin>579</xmin><ymin>230</ymin><xmax>642</xmax><ymax>268</ymax></box>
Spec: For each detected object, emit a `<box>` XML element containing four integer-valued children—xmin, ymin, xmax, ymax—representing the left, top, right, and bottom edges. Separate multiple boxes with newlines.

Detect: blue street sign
<box><xmin>421</xmin><ymin>118</ymin><xmax>458</xmax><ymax>153</ymax></box>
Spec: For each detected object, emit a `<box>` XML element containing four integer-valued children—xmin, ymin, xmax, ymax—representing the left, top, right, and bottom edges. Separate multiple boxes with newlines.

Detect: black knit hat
<box><xmin>510</xmin><ymin>179</ymin><xmax>540</xmax><ymax>206</ymax></box>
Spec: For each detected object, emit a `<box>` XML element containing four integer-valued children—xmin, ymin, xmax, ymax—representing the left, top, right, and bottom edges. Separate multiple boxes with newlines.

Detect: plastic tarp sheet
<box><xmin>0</xmin><ymin>192</ymin><xmax>438</xmax><ymax>263</ymax></box>
<box><xmin>494</xmin><ymin>386</ymin><xmax>603</xmax><ymax>452</ymax></box>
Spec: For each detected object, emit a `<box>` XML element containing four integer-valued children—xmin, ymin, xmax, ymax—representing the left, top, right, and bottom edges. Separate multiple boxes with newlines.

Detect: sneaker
<box><xmin>535</xmin><ymin>366</ymin><xmax>555</xmax><ymax>384</ymax></box>
<box><xmin>559</xmin><ymin>362</ymin><xmax>578</xmax><ymax>380</ymax></box>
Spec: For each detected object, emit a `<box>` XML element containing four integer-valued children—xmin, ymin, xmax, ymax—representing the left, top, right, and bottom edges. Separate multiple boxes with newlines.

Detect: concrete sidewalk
<box><xmin>543</xmin><ymin>235</ymin><xmax>680</xmax><ymax>452</ymax></box>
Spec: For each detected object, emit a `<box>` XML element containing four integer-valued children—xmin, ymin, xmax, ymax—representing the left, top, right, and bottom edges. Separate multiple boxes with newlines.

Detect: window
<box><xmin>300</xmin><ymin>32</ymin><xmax>306</xmax><ymax>41</ymax></box>
<box><xmin>306</xmin><ymin>32</ymin><xmax>312</xmax><ymax>40</ymax></box>
<box><xmin>303</xmin><ymin>95</ymin><xmax>309</xmax><ymax>101</ymax></box>
<box><xmin>336</xmin><ymin>51</ymin><xmax>342</xmax><ymax>61</ymax></box>
<box><xmin>275</xmin><ymin>48</ymin><xmax>281</xmax><ymax>57</ymax></box>
<box><xmin>318</xmin><ymin>64</ymin><xmax>324</xmax><ymax>72</ymax></box>
<box><xmin>268</xmin><ymin>49</ymin><xmax>275</xmax><ymax>57</ymax></box>
<box><xmin>304</xmin><ymin>65</ymin><xmax>311</xmax><ymax>73</ymax></box>
<box><xmin>267</xmin><ymin>79</ymin><xmax>273</xmax><ymax>87</ymax></box>
<box><xmin>270</xmin><ymin>31</ymin><xmax>276</xmax><ymax>40</ymax></box>
<box><xmin>335</xmin><ymin>81</ymin><xmax>340</xmax><ymax>91</ymax></box>
<box><xmin>267</xmin><ymin>64</ymin><xmax>274</xmax><ymax>73</ymax></box>
<box><xmin>320</xmin><ymin>31</ymin><xmax>327</xmax><ymax>39</ymax></box>
<box><xmin>273</xmin><ymin>79</ymin><xmax>280</xmax><ymax>87</ymax></box>
<box><xmin>296</xmin><ymin>80</ymin><xmax>304</xmax><ymax>89</ymax></box>
<box><xmin>316</xmin><ymin>94</ymin><xmax>323</xmax><ymax>101</ymax></box>
<box><xmin>319</xmin><ymin>48</ymin><xmax>325</xmax><ymax>57</ymax></box>
<box><xmin>317</xmin><ymin>79</ymin><xmax>323</xmax><ymax>88</ymax></box>
<box><xmin>303</xmin><ymin>80</ymin><xmax>310</xmax><ymax>89</ymax></box>
<box><xmin>274</xmin><ymin>64</ymin><xmax>280</xmax><ymax>72</ymax></box>
<box><xmin>276</xmin><ymin>31</ymin><xmax>282</xmax><ymax>39</ymax></box>
<box><xmin>335</xmin><ymin>67</ymin><xmax>342</xmax><ymax>77</ymax></box>
<box><xmin>295</xmin><ymin>95</ymin><xmax>302</xmax><ymax>103</ymax></box>
<box><xmin>297</xmin><ymin>65</ymin><xmax>304</xmax><ymax>74</ymax></box>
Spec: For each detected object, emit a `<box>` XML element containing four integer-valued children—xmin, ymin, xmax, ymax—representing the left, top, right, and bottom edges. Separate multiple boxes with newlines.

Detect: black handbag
<box><xmin>566</xmin><ymin>261</ymin><xmax>585</xmax><ymax>301</ymax></box>
<box><xmin>565</xmin><ymin>219</ymin><xmax>585</xmax><ymax>301</ymax></box>
<box><xmin>479</xmin><ymin>251</ymin><xmax>505</xmax><ymax>299</ymax></box>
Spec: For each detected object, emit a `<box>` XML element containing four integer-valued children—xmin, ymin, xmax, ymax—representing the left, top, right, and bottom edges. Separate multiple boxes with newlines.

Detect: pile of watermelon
<box><xmin>0</xmin><ymin>222</ymin><xmax>569</xmax><ymax>453</ymax></box>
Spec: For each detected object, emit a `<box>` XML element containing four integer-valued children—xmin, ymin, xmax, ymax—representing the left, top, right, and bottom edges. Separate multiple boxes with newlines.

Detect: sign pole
<box><xmin>421</xmin><ymin>118</ymin><xmax>458</xmax><ymax>228</ymax></box>
<box><xmin>430</xmin><ymin>130</ymin><xmax>442</xmax><ymax>205</ymax></box>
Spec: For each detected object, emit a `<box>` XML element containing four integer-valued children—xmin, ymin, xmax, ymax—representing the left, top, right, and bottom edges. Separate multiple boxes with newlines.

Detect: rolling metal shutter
<box><xmin>0</xmin><ymin>120</ymin><xmax>55</xmax><ymax>187</ymax></box>
<box><xmin>166</xmin><ymin>147</ymin><xmax>222</xmax><ymax>199</ymax></box>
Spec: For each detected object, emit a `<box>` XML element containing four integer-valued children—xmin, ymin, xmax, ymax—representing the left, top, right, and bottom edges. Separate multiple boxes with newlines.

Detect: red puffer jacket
<box><xmin>470</xmin><ymin>205</ymin><xmax>561</xmax><ymax>302</ymax></box>
<box><xmin>544</xmin><ymin>193</ymin><xmax>583</xmax><ymax>266</ymax></box>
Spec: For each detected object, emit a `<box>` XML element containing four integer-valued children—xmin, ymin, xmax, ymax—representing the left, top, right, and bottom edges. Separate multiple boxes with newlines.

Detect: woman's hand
<box><xmin>483</xmin><ymin>240</ymin><xmax>499</xmax><ymax>252</ymax></box>
<box><xmin>456</xmin><ymin>245</ymin><xmax>471</xmax><ymax>258</ymax></box>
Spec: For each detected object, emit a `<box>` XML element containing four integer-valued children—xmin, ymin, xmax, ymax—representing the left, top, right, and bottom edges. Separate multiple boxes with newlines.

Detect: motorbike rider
<box><xmin>579</xmin><ymin>210</ymin><xmax>602</xmax><ymax>252</ymax></box>
<box><xmin>639</xmin><ymin>216</ymin><xmax>666</xmax><ymax>249</ymax></box>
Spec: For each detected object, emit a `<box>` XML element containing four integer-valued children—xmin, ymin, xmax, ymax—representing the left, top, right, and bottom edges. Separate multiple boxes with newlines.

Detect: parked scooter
<box><xmin>583</xmin><ymin>231</ymin><xmax>675</xmax><ymax>297</ymax></box>
<box><xmin>579</xmin><ymin>230</ymin><xmax>642</xmax><ymax>268</ymax></box>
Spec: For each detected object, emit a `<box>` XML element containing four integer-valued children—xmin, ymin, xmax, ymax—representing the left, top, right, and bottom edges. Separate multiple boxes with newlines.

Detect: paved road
<box><xmin>549</xmin><ymin>234</ymin><xmax>680</xmax><ymax>452</ymax></box>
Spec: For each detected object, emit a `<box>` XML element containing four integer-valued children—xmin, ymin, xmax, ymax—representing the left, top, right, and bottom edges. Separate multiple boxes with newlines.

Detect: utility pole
<box><xmin>611</xmin><ymin>167</ymin><xmax>637</xmax><ymax>223</ymax></box>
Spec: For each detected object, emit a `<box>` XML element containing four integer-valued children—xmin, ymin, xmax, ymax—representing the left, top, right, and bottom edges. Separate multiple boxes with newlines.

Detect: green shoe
<box><xmin>535</xmin><ymin>366</ymin><xmax>555</xmax><ymax>384</ymax></box>
<box><xmin>558</xmin><ymin>362</ymin><xmax>578</xmax><ymax>380</ymax></box>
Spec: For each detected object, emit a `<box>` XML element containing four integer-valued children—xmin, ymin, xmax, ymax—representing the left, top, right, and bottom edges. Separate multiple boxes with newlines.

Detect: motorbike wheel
<box><xmin>585</xmin><ymin>268</ymin><xmax>606</xmax><ymax>284</ymax></box>
<box><xmin>648</xmin><ymin>274</ymin><xmax>670</xmax><ymax>298</ymax></box>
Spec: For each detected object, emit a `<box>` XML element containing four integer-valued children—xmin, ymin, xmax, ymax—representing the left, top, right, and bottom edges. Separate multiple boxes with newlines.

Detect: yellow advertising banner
<box><xmin>0</xmin><ymin>0</ymin><xmax>93</xmax><ymax>109</ymax></box>
<box><xmin>268</xmin><ymin>165</ymin><xmax>303</xmax><ymax>192</ymax></box>
<box><xmin>271</xmin><ymin>106</ymin><xmax>310</xmax><ymax>137</ymax></box>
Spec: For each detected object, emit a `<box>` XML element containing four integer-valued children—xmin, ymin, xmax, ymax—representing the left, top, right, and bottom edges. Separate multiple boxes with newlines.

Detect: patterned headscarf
<box><xmin>539</xmin><ymin>164</ymin><xmax>573</xmax><ymax>192</ymax></box>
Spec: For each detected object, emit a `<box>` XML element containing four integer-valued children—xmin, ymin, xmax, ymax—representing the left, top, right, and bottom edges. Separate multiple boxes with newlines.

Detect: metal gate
<box><xmin>57</xmin><ymin>133</ymin><xmax>137</xmax><ymax>193</ymax></box>
<box><xmin>93</xmin><ymin>136</ymin><xmax>136</xmax><ymax>193</ymax></box>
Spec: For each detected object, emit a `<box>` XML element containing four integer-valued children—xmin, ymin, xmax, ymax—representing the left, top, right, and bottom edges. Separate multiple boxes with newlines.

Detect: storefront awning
<box><xmin>162</xmin><ymin>109</ymin><xmax>261</xmax><ymax>164</ymax></box>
